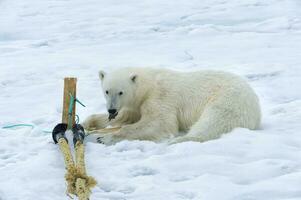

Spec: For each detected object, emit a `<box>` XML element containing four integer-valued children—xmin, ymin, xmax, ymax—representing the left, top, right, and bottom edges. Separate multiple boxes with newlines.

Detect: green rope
<box><xmin>68</xmin><ymin>93</ymin><xmax>75</xmax><ymax>129</ymax></box>
<box><xmin>2</xmin><ymin>94</ymin><xmax>86</xmax><ymax>133</ymax></box>
<box><xmin>2</xmin><ymin>124</ymin><xmax>51</xmax><ymax>133</ymax></box>
<box><xmin>2</xmin><ymin>124</ymin><xmax>35</xmax><ymax>129</ymax></box>
<box><xmin>67</xmin><ymin>93</ymin><xmax>86</xmax><ymax>129</ymax></box>
<box><xmin>75</xmin><ymin>98</ymin><xmax>86</xmax><ymax>108</ymax></box>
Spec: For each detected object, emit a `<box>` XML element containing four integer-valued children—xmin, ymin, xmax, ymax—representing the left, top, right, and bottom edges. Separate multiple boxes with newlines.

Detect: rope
<box><xmin>74</xmin><ymin>141</ymin><xmax>97</xmax><ymax>198</ymax></box>
<box><xmin>2</xmin><ymin>124</ymin><xmax>52</xmax><ymax>133</ymax></box>
<box><xmin>56</xmin><ymin>130</ymin><xmax>96</xmax><ymax>199</ymax></box>
<box><xmin>2</xmin><ymin>124</ymin><xmax>34</xmax><ymax>129</ymax></box>
<box><xmin>57</xmin><ymin>138</ymin><xmax>77</xmax><ymax>195</ymax></box>
<box><xmin>1</xmin><ymin>95</ymin><xmax>85</xmax><ymax>134</ymax></box>
<box><xmin>68</xmin><ymin>93</ymin><xmax>86</xmax><ymax>129</ymax></box>
<box><xmin>68</xmin><ymin>93</ymin><xmax>75</xmax><ymax>129</ymax></box>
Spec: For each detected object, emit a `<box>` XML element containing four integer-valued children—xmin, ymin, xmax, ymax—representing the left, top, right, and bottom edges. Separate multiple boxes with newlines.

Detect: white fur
<box><xmin>83</xmin><ymin>67</ymin><xmax>261</xmax><ymax>145</ymax></box>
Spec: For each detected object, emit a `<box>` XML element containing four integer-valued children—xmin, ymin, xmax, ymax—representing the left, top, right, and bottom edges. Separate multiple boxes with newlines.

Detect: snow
<box><xmin>0</xmin><ymin>0</ymin><xmax>301</xmax><ymax>199</ymax></box>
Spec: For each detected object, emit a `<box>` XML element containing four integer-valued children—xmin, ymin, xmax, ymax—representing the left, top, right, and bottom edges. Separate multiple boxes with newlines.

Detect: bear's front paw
<box><xmin>82</xmin><ymin>114</ymin><xmax>108</xmax><ymax>131</ymax></box>
<box><xmin>96</xmin><ymin>136</ymin><xmax>105</xmax><ymax>144</ymax></box>
<box><xmin>97</xmin><ymin>134</ymin><xmax>122</xmax><ymax>145</ymax></box>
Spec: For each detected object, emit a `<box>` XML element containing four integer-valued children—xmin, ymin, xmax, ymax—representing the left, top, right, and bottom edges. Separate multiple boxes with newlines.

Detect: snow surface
<box><xmin>1</xmin><ymin>0</ymin><xmax>301</xmax><ymax>199</ymax></box>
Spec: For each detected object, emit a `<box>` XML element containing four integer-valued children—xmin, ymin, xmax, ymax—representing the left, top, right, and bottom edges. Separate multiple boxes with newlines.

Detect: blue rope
<box><xmin>75</xmin><ymin>98</ymin><xmax>86</xmax><ymax>108</ymax></box>
<box><xmin>2</xmin><ymin>124</ymin><xmax>35</xmax><ymax>129</ymax></box>
<box><xmin>2</xmin><ymin>94</ymin><xmax>86</xmax><ymax>133</ymax></box>
<box><xmin>2</xmin><ymin>124</ymin><xmax>51</xmax><ymax>133</ymax></box>
<box><xmin>68</xmin><ymin>93</ymin><xmax>75</xmax><ymax>129</ymax></box>
<box><xmin>68</xmin><ymin>93</ymin><xmax>85</xmax><ymax>128</ymax></box>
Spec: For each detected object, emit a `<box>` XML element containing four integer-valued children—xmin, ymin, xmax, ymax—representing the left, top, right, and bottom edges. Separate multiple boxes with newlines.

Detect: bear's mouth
<box><xmin>108</xmin><ymin>112</ymin><xmax>118</xmax><ymax>121</ymax></box>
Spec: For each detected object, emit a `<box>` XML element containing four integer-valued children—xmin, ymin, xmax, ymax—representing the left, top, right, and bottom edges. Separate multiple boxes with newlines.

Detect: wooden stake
<box><xmin>62</xmin><ymin>77</ymin><xmax>77</xmax><ymax>128</ymax></box>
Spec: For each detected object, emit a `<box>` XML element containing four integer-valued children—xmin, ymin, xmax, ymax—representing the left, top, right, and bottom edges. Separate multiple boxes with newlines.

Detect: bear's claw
<box><xmin>97</xmin><ymin>137</ymin><xmax>105</xmax><ymax>144</ymax></box>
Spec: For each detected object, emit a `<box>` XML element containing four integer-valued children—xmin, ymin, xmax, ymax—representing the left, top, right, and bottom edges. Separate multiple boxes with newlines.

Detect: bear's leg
<box><xmin>97</xmin><ymin>113</ymin><xmax>179</xmax><ymax>144</ymax></box>
<box><xmin>170</xmin><ymin>106</ymin><xmax>237</xmax><ymax>144</ymax></box>
<box><xmin>81</xmin><ymin>114</ymin><xmax>109</xmax><ymax>131</ymax></box>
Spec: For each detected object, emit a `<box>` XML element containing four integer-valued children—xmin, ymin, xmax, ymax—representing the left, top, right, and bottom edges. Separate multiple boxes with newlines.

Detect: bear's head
<box><xmin>99</xmin><ymin>70</ymin><xmax>138</xmax><ymax>120</ymax></box>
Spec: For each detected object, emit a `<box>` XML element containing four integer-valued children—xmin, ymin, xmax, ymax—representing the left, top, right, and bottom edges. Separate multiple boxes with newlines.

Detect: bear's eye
<box><xmin>105</xmin><ymin>90</ymin><xmax>109</xmax><ymax>95</ymax></box>
<box><xmin>119</xmin><ymin>91</ymin><xmax>123</xmax><ymax>96</ymax></box>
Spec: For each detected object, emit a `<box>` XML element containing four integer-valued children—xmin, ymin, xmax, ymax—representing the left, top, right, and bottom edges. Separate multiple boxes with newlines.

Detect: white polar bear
<box><xmin>83</xmin><ymin>67</ymin><xmax>261</xmax><ymax>145</ymax></box>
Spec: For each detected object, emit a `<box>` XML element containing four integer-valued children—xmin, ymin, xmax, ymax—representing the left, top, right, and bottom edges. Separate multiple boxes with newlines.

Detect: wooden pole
<box><xmin>62</xmin><ymin>77</ymin><xmax>77</xmax><ymax>128</ymax></box>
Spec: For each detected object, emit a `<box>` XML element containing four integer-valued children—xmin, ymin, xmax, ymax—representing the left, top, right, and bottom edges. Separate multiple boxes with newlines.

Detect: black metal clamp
<box><xmin>52</xmin><ymin>123</ymin><xmax>68</xmax><ymax>144</ymax></box>
<box><xmin>72</xmin><ymin>124</ymin><xmax>85</xmax><ymax>146</ymax></box>
<box><xmin>52</xmin><ymin>123</ymin><xmax>85</xmax><ymax>146</ymax></box>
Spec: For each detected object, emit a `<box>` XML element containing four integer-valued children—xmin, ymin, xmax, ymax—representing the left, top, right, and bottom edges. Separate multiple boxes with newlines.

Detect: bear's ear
<box><xmin>130</xmin><ymin>74</ymin><xmax>137</xmax><ymax>83</ymax></box>
<box><xmin>99</xmin><ymin>70</ymin><xmax>106</xmax><ymax>80</ymax></box>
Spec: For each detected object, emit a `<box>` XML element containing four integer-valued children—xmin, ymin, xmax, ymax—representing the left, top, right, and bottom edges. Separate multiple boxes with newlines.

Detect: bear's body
<box><xmin>83</xmin><ymin>67</ymin><xmax>261</xmax><ymax>144</ymax></box>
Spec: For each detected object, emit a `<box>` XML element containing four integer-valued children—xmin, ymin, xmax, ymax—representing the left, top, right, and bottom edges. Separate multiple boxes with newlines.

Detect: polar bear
<box><xmin>82</xmin><ymin>67</ymin><xmax>261</xmax><ymax>145</ymax></box>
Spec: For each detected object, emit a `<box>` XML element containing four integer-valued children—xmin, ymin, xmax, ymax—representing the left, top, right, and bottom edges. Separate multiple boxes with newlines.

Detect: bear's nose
<box><xmin>108</xmin><ymin>109</ymin><xmax>117</xmax><ymax>114</ymax></box>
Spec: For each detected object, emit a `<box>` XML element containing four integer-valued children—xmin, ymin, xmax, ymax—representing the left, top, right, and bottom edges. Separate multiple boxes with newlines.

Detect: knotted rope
<box><xmin>57</xmin><ymin>136</ymin><xmax>96</xmax><ymax>199</ymax></box>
